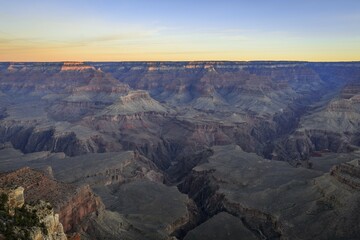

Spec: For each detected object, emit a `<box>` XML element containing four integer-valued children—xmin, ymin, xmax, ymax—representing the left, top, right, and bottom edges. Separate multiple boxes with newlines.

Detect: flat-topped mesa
<box><xmin>4</xmin><ymin>62</ymin><xmax>62</xmax><ymax>75</ymax></box>
<box><xmin>120</xmin><ymin>90</ymin><xmax>152</xmax><ymax>103</ymax></box>
<box><xmin>60</xmin><ymin>62</ymin><xmax>96</xmax><ymax>72</ymax></box>
<box><xmin>101</xmin><ymin>90</ymin><xmax>167</xmax><ymax>115</ymax></box>
<box><xmin>7</xmin><ymin>63</ymin><xmax>27</xmax><ymax>72</ymax></box>
<box><xmin>185</xmin><ymin>62</ymin><xmax>204</xmax><ymax>69</ymax></box>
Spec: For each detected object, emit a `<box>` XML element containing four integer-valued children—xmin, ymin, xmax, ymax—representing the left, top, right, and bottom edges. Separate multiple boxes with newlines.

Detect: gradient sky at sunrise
<box><xmin>0</xmin><ymin>0</ymin><xmax>359</xmax><ymax>61</ymax></box>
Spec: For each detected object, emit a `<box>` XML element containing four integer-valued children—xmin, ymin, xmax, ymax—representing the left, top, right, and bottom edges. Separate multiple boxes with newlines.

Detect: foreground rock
<box><xmin>0</xmin><ymin>168</ymin><xmax>103</xmax><ymax>233</ymax></box>
<box><xmin>0</xmin><ymin>186</ymin><xmax>67</xmax><ymax>240</ymax></box>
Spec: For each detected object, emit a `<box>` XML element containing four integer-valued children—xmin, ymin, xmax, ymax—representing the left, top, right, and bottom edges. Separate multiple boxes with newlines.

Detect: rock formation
<box><xmin>178</xmin><ymin>145</ymin><xmax>360</xmax><ymax>240</ymax></box>
<box><xmin>0</xmin><ymin>61</ymin><xmax>360</xmax><ymax>239</ymax></box>
<box><xmin>0</xmin><ymin>168</ymin><xmax>103</xmax><ymax>233</ymax></box>
<box><xmin>0</xmin><ymin>186</ymin><xmax>67</xmax><ymax>240</ymax></box>
<box><xmin>330</xmin><ymin>160</ymin><xmax>360</xmax><ymax>189</ymax></box>
<box><xmin>0</xmin><ymin>186</ymin><xmax>24</xmax><ymax>215</ymax></box>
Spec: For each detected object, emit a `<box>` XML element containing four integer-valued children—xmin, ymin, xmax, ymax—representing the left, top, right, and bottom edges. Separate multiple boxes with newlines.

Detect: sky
<box><xmin>0</xmin><ymin>0</ymin><xmax>359</xmax><ymax>61</ymax></box>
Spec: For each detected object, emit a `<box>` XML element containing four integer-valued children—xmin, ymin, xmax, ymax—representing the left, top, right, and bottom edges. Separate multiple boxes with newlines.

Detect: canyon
<box><xmin>0</xmin><ymin>61</ymin><xmax>360</xmax><ymax>239</ymax></box>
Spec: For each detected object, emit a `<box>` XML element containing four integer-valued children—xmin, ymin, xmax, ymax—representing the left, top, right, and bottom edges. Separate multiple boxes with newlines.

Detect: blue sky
<box><xmin>0</xmin><ymin>0</ymin><xmax>359</xmax><ymax>61</ymax></box>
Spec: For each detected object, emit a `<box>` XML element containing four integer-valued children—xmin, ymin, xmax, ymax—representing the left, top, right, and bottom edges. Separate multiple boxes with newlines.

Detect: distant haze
<box><xmin>0</xmin><ymin>0</ymin><xmax>359</xmax><ymax>61</ymax></box>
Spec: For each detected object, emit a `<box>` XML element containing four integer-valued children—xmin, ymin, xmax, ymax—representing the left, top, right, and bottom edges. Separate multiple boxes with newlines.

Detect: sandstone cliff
<box><xmin>0</xmin><ymin>186</ymin><xmax>67</xmax><ymax>240</ymax></box>
<box><xmin>0</xmin><ymin>168</ymin><xmax>103</xmax><ymax>233</ymax></box>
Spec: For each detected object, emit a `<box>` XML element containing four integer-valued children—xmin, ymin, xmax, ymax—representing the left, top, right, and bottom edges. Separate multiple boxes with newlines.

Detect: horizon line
<box><xmin>1</xmin><ymin>60</ymin><xmax>360</xmax><ymax>63</ymax></box>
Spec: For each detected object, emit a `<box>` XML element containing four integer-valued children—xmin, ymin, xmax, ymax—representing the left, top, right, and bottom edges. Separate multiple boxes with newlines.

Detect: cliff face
<box><xmin>0</xmin><ymin>168</ymin><xmax>103</xmax><ymax>233</ymax></box>
<box><xmin>0</xmin><ymin>187</ymin><xmax>67</xmax><ymax>240</ymax></box>
<box><xmin>177</xmin><ymin>145</ymin><xmax>360</xmax><ymax>240</ymax></box>
<box><xmin>27</xmin><ymin>201</ymin><xmax>68</xmax><ymax>240</ymax></box>
<box><xmin>275</xmin><ymin>80</ymin><xmax>360</xmax><ymax>165</ymax></box>
<box><xmin>59</xmin><ymin>185</ymin><xmax>103</xmax><ymax>232</ymax></box>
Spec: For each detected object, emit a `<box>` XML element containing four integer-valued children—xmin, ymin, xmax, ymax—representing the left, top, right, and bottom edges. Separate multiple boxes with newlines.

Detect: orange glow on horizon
<box><xmin>1</xmin><ymin>45</ymin><xmax>359</xmax><ymax>62</ymax></box>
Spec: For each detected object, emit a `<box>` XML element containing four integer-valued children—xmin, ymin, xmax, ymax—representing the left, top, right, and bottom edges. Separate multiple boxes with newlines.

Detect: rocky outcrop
<box><xmin>27</xmin><ymin>201</ymin><xmax>68</xmax><ymax>240</ymax></box>
<box><xmin>0</xmin><ymin>186</ymin><xmax>67</xmax><ymax>240</ymax></box>
<box><xmin>0</xmin><ymin>168</ymin><xmax>103</xmax><ymax>233</ymax></box>
<box><xmin>0</xmin><ymin>186</ymin><xmax>25</xmax><ymax>215</ymax></box>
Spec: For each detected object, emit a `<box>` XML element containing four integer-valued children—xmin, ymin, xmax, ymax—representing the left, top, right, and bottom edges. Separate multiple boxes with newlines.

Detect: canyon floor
<box><xmin>1</xmin><ymin>61</ymin><xmax>360</xmax><ymax>239</ymax></box>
